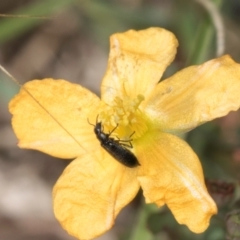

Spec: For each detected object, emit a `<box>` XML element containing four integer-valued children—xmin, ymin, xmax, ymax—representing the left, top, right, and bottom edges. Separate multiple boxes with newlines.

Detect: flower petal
<box><xmin>9</xmin><ymin>79</ymin><xmax>100</xmax><ymax>158</ymax></box>
<box><xmin>53</xmin><ymin>150</ymin><xmax>140</xmax><ymax>239</ymax></box>
<box><xmin>101</xmin><ymin>27</ymin><xmax>178</xmax><ymax>102</ymax></box>
<box><xmin>144</xmin><ymin>55</ymin><xmax>240</xmax><ymax>133</ymax></box>
<box><xmin>136</xmin><ymin>132</ymin><xmax>217</xmax><ymax>233</ymax></box>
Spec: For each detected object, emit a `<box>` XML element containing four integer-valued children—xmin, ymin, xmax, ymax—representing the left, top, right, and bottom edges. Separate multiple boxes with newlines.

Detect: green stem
<box><xmin>0</xmin><ymin>0</ymin><xmax>76</xmax><ymax>44</ymax></box>
<box><xmin>186</xmin><ymin>0</ymin><xmax>223</xmax><ymax>65</ymax></box>
<box><xmin>127</xmin><ymin>200</ymin><xmax>157</xmax><ymax>240</ymax></box>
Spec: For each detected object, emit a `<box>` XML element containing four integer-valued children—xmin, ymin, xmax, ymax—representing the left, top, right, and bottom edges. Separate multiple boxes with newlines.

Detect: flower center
<box><xmin>99</xmin><ymin>94</ymin><xmax>148</xmax><ymax>140</ymax></box>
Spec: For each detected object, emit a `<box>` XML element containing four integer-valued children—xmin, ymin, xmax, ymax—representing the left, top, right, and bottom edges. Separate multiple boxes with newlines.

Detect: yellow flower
<box><xmin>9</xmin><ymin>27</ymin><xmax>240</xmax><ymax>239</ymax></box>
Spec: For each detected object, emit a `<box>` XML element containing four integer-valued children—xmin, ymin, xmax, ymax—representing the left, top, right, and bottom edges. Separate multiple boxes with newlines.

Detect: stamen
<box><xmin>99</xmin><ymin>94</ymin><xmax>148</xmax><ymax>139</ymax></box>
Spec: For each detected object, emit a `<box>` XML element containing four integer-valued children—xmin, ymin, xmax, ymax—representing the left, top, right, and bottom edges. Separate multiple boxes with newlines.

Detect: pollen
<box><xmin>99</xmin><ymin>94</ymin><xmax>148</xmax><ymax>139</ymax></box>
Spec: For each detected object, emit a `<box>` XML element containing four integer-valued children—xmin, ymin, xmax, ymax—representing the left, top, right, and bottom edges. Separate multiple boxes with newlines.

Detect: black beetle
<box><xmin>89</xmin><ymin>118</ymin><xmax>140</xmax><ymax>168</ymax></box>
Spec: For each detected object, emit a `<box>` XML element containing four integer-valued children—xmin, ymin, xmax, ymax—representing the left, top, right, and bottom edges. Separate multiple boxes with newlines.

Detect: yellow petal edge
<box><xmin>145</xmin><ymin>55</ymin><xmax>240</xmax><ymax>133</ymax></box>
<box><xmin>136</xmin><ymin>132</ymin><xmax>217</xmax><ymax>233</ymax></box>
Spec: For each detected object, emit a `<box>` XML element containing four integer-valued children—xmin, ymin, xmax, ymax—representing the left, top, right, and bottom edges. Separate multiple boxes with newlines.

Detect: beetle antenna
<box><xmin>87</xmin><ymin>118</ymin><xmax>95</xmax><ymax>127</ymax></box>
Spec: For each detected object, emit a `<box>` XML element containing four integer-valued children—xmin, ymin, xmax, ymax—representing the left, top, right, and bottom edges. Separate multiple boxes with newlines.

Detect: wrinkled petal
<box><xmin>53</xmin><ymin>150</ymin><xmax>140</xmax><ymax>240</ymax></box>
<box><xmin>101</xmin><ymin>27</ymin><xmax>178</xmax><ymax>102</ymax></box>
<box><xmin>9</xmin><ymin>79</ymin><xmax>100</xmax><ymax>158</ymax></box>
<box><xmin>136</xmin><ymin>131</ymin><xmax>217</xmax><ymax>233</ymax></box>
<box><xmin>144</xmin><ymin>55</ymin><xmax>240</xmax><ymax>133</ymax></box>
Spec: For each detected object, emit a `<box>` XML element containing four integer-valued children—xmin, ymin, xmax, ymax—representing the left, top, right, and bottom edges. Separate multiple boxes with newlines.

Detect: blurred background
<box><xmin>0</xmin><ymin>0</ymin><xmax>240</xmax><ymax>239</ymax></box>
